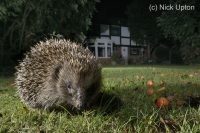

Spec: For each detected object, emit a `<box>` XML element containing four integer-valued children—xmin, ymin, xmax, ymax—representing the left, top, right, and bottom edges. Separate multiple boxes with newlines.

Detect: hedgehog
<box><xmin>15</xmin><ymin>38</ymin><xmax>102</xmax><ymax>111</ymax></box>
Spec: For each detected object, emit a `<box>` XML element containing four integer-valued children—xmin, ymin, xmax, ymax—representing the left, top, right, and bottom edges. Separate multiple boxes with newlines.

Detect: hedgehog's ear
<box><xmin>52</xmin><ymin>64</ymin><xmax>62</xmax><ymax>80</ymax></box>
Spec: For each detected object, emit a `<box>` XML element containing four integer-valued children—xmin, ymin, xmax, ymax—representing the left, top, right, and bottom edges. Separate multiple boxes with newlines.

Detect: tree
<box><xmin>126</xmin><ymin>0</ymin><xmax>168</xmax><ymax>44</ymax></box>
<box><xmin>126</xmin><ymin>0</ymin><xmax>200</xmax><ymax>64</ymax></box>
<box><xmin>0</xmin><ymin>0</ymin><xmax>97</xmax><ymax>66</ymax></box>
<box><xmin>126</xmin><ymin>0</ymin><xmax>175</xmax><ymax>62</ymax></box>
<box><xmin>0</xmin><ymin>0</ymin><xmax>25</xmax><ymax>66</ymax></box>
<box><xmin>157</xmin><ymin>0</ymin><xmax>200</xmax><ymax>63</ymax></box>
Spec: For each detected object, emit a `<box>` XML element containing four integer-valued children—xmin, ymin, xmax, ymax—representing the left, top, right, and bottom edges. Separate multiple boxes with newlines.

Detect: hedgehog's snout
<box><xmin>74</xmin><ymin>87</ymin><xmax>86</xmax><ymax>110</ymax></box>
<box><xmin>75</xmin><ymin>102</ymin><xmax>85</xmax><ymax>110</ymax></box>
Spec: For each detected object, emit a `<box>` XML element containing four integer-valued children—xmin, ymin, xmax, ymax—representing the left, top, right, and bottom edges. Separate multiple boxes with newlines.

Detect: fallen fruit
<box><xmin>147</xmin><ymin>80</ymin><xmax>155</xmax><ymax>87</ymax></box>
<box><xmin>155</xmin><ymin>97</ymin><xmax>169</xmax><ymax>108</ymax></box>
<box><xmin>146</xmin><ymin>88</ymin><xmax>154</xmax><ymax>96</ymax></box>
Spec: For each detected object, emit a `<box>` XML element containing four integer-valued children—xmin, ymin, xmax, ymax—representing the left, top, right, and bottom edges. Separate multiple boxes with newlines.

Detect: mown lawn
<box><xmin>0</xmin><ymin>65</ymin><xmax>200</xmax><ymax>132</ymax></box>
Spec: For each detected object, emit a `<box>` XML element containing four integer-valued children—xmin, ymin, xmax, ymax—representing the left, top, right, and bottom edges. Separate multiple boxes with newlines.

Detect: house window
<box><xmin>88</xmin><ymin>40</ymin><xmax>112</xmax><ymax>58</ymax></box>
<box><xmin>110</xmin><ymin>25</ymin><xmax>120</xmax><ymax>36</ymax></box>
<box><xmin>107</xmin><ymin>47</ymin><xmax>111</xmax><ymax>57</ymax></box>
<box><xmin>130</xmin><ymin>48</ymin><xmax>139</xmax><ymax>55</ymax></box>
<box><xmin>98</xmin><ymin>47</ymin><xmax>105</xmax><ymax>57</ymax></box>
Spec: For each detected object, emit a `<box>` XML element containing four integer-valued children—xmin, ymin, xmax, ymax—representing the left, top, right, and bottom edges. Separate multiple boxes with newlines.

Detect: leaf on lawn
<box><xmin>160</xmin><ymin>73</ymin><xmax>165</xmax><ymax>77</ymax></box>
<box><xmin>189</xmin><ymin>72</ymin><xmax>199</xmax><ymax>78</ymax></box>
<box><xmin>181</xmin><ymin>81</ymin><xmax>192</xmax><ymax>86</ymax></box>
<box><xmin>157</xmin><ymin>116</ymin><xmax>180</xmax><ymax>133</ymax></box>
<box><xmin>180</xmin><ymin>74</ymin><xmax>189</xmax><ymax>79</ymax></box>
<box><xmin>156</xmin><ymin>87</ymin><xmax>166</xmax><ymax>93</ymax></box>
<box><xmin>159</xmin><ymin>80</ymin><xmax>166</xmax><ymax>87</ymax></box>
<box><xmin>189</xmin><ymin>74</ymin><xmax>194</xmax><ymax>78</ymax></box>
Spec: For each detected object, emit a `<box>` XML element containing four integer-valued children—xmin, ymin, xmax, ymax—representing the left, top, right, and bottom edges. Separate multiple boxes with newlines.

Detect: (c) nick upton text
<box><xmin>159</xmin><ymin>4</ymin><xmax>195</xmax><ymax>11</ymax></box>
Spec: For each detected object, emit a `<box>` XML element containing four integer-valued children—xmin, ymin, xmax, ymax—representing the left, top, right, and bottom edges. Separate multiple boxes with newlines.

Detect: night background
<box><xmin>1</xmin><ymin>0</ymin><xmax>200</xmax><ymax>70</ymax></box>
<box><xmin>0</xmin><ymin>0</ymin><xmax>200</xmax><ymax>132</ymax></box>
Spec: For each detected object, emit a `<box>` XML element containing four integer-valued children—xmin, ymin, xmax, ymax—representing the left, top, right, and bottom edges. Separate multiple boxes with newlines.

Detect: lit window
<box><xmin>130</xmin><ymin>48</ymin><xmax>139</xmax><ymax>55</ymax></box>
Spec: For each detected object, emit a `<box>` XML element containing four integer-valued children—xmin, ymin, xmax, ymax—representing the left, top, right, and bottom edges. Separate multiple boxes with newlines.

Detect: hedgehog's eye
<box><xmin>66</xmin><ymin>82</ymin><xmax>75</xmax><ymax>95</ymax></box>
<box><xmin>67</xmin><ymin>84</ymin><xmax>71</xmax><ymax>89</ymax></box>
<box><xmin>65</xmin><ymin>81</ymin><xmax>72</xmax><ymax>88</ymax></box>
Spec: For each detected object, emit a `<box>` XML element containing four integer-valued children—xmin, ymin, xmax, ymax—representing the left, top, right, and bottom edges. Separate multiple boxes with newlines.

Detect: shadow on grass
<box><xmin>92</xmin><ymin>92</ymin><xmax>123</xmax><ymax>114</ymax></box>
<box><xmin>17</xmin><ymin>82</ymin><xmax>200</xmax><ymax>117</ymax></box>
<box><xmin>112</xmin><ymin>82</ymin><xmax>200</xmax><ymax>119</ymax></box>
<box><xmin>104</xmin><ymin>83</ymin><xmax>200</xmax><ymax>132</ymax></box>
<box><xmin>1</xmin><ymin>79</ymin><xmax>200</xmax><ymax>132</ymax></box>
<box><xmin>49</xmin><ymin>92</ymin><xmax>123</xmax><ymax>115</ymax></box>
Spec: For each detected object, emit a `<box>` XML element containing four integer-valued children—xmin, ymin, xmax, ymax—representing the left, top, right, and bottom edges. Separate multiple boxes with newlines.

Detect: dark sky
<box><xmin>92</xmin><ymin>0</ymin><xmax>132</xmax><ymax>25</ymax></box>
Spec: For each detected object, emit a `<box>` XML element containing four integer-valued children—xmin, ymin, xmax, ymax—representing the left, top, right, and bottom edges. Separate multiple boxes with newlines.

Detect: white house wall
<box><xmin>101</xmin><ymin>36</ymin><xmax>110</xmax><ymax>40</ymax></box>
<box><xmin>111</xmin><ymin>36</ymin><xmax>120</xmax><ymax>45</ymax></box>
<box><xmin>88</xmin><ymin>24</ymin><xmax>143</xmax><ymax>59</ymax></box>
<box><xmin>121</xmin><ymin>38</ymin><xmax>130</xmax><ymax>45</ymax></box>
<box><xmin>121</xmin><ymin>26</ymin><xmax>130</xmax><ymax>37</ymax></box>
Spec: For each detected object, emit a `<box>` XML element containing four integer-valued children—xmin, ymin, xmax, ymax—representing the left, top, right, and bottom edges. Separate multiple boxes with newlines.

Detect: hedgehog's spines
<box><xmin>15</xmin><ymin>38</ymin><xmax>101</xmax><ymax>110</ymax></box>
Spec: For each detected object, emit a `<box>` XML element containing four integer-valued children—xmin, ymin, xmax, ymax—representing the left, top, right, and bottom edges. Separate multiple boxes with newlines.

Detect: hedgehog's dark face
<box><xmin>55</xmin><ymin>64</ymin><xmax>101</xmax><ymax>110</ymax></box>
<box><xmin>59</xmin><ymin>79</ymin><xmax>85</xmax><ymax>110</ymax></box>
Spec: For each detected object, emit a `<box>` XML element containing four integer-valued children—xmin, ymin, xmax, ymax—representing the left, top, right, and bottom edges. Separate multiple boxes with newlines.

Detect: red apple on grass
<box><xmin>155</xmin><ymin>97</ymin><xmax>170</xmax><ymax>108</ymax></box>
<box><xmin>147</xmin><ymin>80</ymin><xmax>155</xmax><ymax>87</ymax></box>
<box><xmin>146</xmin><ymin>88</ymin><xmax>155</xmax><ymax>96</ymax></box>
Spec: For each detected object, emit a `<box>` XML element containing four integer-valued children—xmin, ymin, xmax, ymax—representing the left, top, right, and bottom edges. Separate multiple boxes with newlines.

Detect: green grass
<box><xmin>0</xmin><ymin>65</ymin><xmax>200</xmax><ymax>132</ymax></box>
